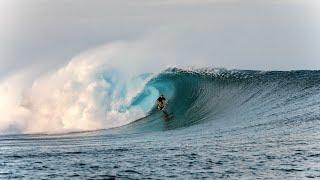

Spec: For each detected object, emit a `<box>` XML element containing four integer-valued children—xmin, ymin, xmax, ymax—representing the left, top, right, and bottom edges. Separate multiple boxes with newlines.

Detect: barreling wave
<box><xmin>124</xmin><ymin>68</ymin><xmax>320</xmax><ymax>132</ymax></box>
<box><xmin>2</xmin><ymin>64</ymin><xmax>320</xmax><ymax>134</ymax></box>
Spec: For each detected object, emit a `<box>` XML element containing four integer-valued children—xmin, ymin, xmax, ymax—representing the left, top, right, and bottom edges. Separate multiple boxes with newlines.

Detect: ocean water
<box><xmin>1</xmin><ymin>68</ymin><xmax>320</xmax><ymax>179</ymax></box>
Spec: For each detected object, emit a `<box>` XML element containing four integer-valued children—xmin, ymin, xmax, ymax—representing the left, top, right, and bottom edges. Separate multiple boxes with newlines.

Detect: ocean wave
<box><xmin>2</xmin><ymin>61</ymin><xmax>320</xmax><ymax>135</ymax></box>
<box><xmin>126</xmin><ymin>68</ymin><xmax>320</xmax><ymax>131</ymax></box>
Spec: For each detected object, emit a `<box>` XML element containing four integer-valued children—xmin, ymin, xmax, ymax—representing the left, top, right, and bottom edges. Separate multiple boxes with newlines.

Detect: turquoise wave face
<box><xmin>124</xmin><ymin>68</ymin><xmax>320</xmax><ymax>132</ymax></box>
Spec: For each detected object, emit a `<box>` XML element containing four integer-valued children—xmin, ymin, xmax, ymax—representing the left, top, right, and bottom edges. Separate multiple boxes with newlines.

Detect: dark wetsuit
<box><xmin>157</xmin><ymin>96</ymin><xmax>166</xmax><ymax>110</ymax></box>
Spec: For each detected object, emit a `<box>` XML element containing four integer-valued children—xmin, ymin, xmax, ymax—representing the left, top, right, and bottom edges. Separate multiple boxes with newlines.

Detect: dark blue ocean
<box><xmin>1</xmin><ymin>68</ymin><xmax>320</xmax><ymax>179</ymax></box>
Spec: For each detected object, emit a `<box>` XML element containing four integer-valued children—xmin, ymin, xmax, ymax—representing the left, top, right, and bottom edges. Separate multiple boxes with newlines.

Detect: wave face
<box><xmin>125</xmin><ymin>68</ymin><xmax>320</xmax><ymax>132</ymax></box>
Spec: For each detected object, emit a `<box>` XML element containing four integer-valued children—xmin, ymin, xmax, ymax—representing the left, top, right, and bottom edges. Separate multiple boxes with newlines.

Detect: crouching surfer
<box><xmin>156</xmin><ymin>95</ymin><xmax>167</xmax><ymax>111</ymax></box>
<box><xmin>156</xmin><ymin>95</ymin><xmax>171</xmax><ymax>123</ymax></box>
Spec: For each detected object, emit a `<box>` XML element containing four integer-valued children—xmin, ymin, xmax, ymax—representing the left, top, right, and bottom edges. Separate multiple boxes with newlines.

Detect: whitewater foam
<box><xmin>0</xmin><ymin>42</ymin><xmax>164</xmax><ymax>134</ymax></box>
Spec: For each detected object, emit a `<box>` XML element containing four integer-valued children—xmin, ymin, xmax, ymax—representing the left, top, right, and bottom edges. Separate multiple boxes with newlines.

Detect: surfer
<box><xmin>156</xmin><ymin>95</ymin><xmax>167</xmax><ymax>111</ymax></box>
<box><xmin>156</xmin><ymin>95</ymin><xmax>172</xmax><ymax>124</ymax></box>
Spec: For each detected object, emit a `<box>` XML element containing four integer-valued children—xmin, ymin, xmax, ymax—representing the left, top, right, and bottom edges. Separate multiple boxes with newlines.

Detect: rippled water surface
<box><xmin>1</xmin><ymin>119</ymin><xmax>320</xmax><ymax>179</ymax></box>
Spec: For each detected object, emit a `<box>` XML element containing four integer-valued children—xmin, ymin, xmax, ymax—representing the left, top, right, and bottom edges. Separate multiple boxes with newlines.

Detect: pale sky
<box><xmin>1</xmin><ymin>0</ymin><xmax>320</xmax><ymax>77</ymax></box>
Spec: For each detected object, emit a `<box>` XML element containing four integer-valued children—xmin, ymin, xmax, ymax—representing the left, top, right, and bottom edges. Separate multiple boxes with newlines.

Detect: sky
<box><xmin>1</xmin><ymin>0</ymin><xmax>320</xmax><ymax>78</ymax></box>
